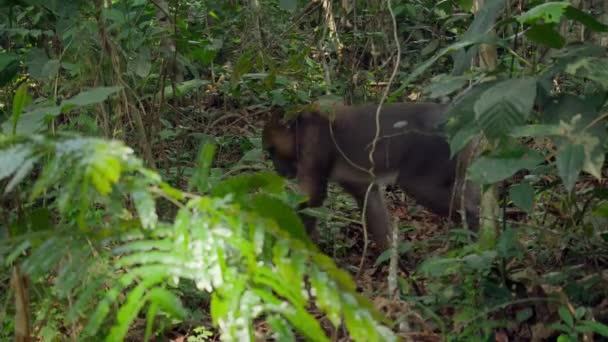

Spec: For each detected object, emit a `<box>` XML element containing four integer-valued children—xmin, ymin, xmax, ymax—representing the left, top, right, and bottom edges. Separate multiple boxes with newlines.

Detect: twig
<box><xmin>358</xmin><ymin>0</ymin><xmax>401</xmax><ymax>279</ymax></box>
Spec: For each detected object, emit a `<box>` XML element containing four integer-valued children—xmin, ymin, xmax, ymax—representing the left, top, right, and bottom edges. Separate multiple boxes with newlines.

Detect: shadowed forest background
<box><xmin>1</xmin><ymin>0</ymin><xmax>608</xmax><ymax>341</ymax></box>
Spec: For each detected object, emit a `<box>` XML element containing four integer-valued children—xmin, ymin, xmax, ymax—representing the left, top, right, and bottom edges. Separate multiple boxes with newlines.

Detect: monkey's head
<box><xmin>262</xmin><ymin>107</ymin><xmax>298</xmax><ymax>179</ymax></box>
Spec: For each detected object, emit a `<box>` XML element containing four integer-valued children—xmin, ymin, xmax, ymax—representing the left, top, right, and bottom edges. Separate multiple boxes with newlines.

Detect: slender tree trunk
<box><xmin>473</xmin><ymin>0</ymin><xmax>500</xmax><ymax>246</ymax></box>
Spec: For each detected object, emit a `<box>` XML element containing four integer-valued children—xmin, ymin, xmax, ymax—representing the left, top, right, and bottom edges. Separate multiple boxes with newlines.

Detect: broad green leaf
<box><xmin>564</xmin><ymin>6</ymin><xmax>608</xmax><ymax>32</ymax></box>
<box><xmin>558</xmin><ymin>306</ymin><xmax>574</xmax><ymax>327</ymax></box>
<box><xmin>279</xmin><ymin>0</ymin><xmax>297</xmax><ymax>11</ymax></box>
<box><xmin>11</xmin><ymin>84</ymin><xmax>33</xmax><ymax>134</ymax></box>
<box><xmin>62</xmin><ymin>86</ymin><xmax>123</xmax><ymax>107</ymax></box>
<box><xmin>424</xmin><ymin>74</ymin><xmax>469</xmax><ymax>99</ymax></box>
<box><xmin>496</xmin><ymin>228</ymin><xmax>523</xmax><ymax>259</ymax></box>
<box><xmin>468</xmin><ymin>148</ymin><xmax>544</xmax><ymax>185</ymax></box>
<box><xmin>267</xmin><ymin>316</ymin><xmax>296</xmax><ymax>341</ymax></box>
<box><xmin>250</xmin><ymin>194</ymin><xmax>313</xmax><ymax>248</ymax></box>
<box><xmin>543</xmin><ymin>95</ymin><xmax>606</xmax><ymax>179</ymax></box>
<box><xmin>41</xmin><ymin>59</ymin><xmax>60</xmax><ymax>79</ymax></box>
<box><xmin>0</xmin><ymin>53</ymin><xmax>20</xmax><ymax>87</ymax></box>
<box><xmin>449</xmin><ymin>125</ymin><xmax>478</xmax><ymax>157</ymax></box>
<box><xmin>556</xmin><ymin>143</ymin><xmax>584</xmax><ymax>193</ymax></box>
<box><xmin>132</xmin><ymin>47</ymin><xmax>152</xmax><ymax>78</ymax></box>
<box><xmin>474</xmin><ymin>77</ymin><xmax>537</xmax><ymax>139</ymax></box>
<box><xmin>592</xmin><ymin>202</ymin><xmax>608</xmax><ymax>218</ymax></box>
<box><xmin>517</xmin><ymin>2</ymin><xmax>569</xmax><ymax>24</ymax></box>
<box><xmin>525</xmin><ymin>23</ymin><xmax>565</xmax><ymax>49</ymax></box>
<box><xmin>1</xmin><ymin>105</ymin><xmax>61</xmax><ymax>135</ymax></box>
<box><xmin>25</xmin><ymin>47</ymin><xmax>50</xmax><ymax>80</ymax></box>
<box><xmin>509</xmin><ymin>183</ymin><xmax>535</xmax><ymax>212</ymax></box>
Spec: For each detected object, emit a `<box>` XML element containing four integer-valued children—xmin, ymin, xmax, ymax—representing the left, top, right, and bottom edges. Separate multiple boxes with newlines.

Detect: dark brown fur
<box><xmin>263</xmin><ymin>102</ymin><xmax>480</xmax><ymax>250</ymax></box>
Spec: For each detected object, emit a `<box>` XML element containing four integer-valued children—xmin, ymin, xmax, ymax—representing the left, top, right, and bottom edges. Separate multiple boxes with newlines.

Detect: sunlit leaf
<box><xmin>132</xmin><ymin>189</ymin><xmax>158</xmax><ymax>229</ymax></box>
<box><xmin>517</xmin><ymin>2</ymin><xmax>569</xmax><ymax>24</ymax></box>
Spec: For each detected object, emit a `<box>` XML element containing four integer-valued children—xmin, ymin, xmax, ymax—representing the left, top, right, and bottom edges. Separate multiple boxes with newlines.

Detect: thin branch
<box><xmin>357</xmin><ymin>0</ymin><xmax>401</xmax><ymax>280</ymax></box>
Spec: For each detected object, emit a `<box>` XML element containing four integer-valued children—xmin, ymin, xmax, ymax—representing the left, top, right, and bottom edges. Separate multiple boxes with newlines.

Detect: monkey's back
<box><xmin>329</xmin><ymin>102</ymin><xmax>450</xmax><ymax>170</ymax></box>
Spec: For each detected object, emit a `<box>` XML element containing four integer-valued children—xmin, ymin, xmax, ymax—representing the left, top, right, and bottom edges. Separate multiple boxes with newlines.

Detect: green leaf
<box><xmin>1</xmin><ymin>105</ymin><xmax>61</xmax><ymax>135</ymax></box>
<box><xmin>250</xmin><ymin>194</ymin><xmax>313</xmax><ymax>247</ymax></box>
<box><xmin>525</xmin><ymin>23</ymin><xmax>565</xmax><ymax>49</ymax></box>
<box><xmin>556</xmin><ymin>143</ymin><xmax>584</xmax><ymax>193</ymax></box>
<box><xmin>592</xmin><ymin>202</ymin><xmax>608</xmax><ymax>218</ymax></box>
<box><xmin>160</xmin><ymin>79</ymin><xmax>209</xmax><ymax>99</ymax></box>
<box><xmin>468</xmin><ymin>148</ymin><xmax>544</xmax><ymax>185</ymax></box>
<box><xmin>457</xmin><ymin>0</ymin><xmax>473</xmax><ymax>11</ymax></box>
<box><xmin>565</xmin><ymin>57</ymin><xmax>608</xmax><ymax>89</ymax></box>
<box><xmin>451</xmin><ymin>0</ymin><xmax>507</xmax><ymax>75</ymax></box>
<box><xmin>462</xmin><ymin>251</ymin><xmax>497</xmax><ymax>271</ymax></box>
<box><xmin>62</xmin><ymin>86</ymin><xmax>123</xmax><ymax>108</ymax></box>
<box><xmin>474</xmin><ymin>77</ymin><xmax>537</xmax><ymax>139</ymax></box>
<box><xmin>132</xmin><ymin>189</ymin><xmax>158</xmax><ymax>229</ymax></box>
<box><xmin>496</xmin><ymin>228</ymin><xmax>523</xmax><ymax>259</ymax></box>
<box><xmin>279</xmin><ymin>0</ymin><xmax>297</xmax><ymax>12</ymax></box>
<box><xmin>509</xmin><ymin>124</ymin><xmax>563</xmax><ymax>138</ymax></box>
<box><xmin>449</xmin><ymin>125</ymin><xmax>478</xmax><ymax>157</ymax></box>
<box><xmin>418</xmin><ymin>257</ymin><xmax>461</xmax><ymax>277</ymax></box>
<box><xmin>517</xmin><ymin>2</ymin><xmax>569</xmax><ymax>24</ymax></box>
<box><xmin>0</xmin><ymin>53</ymin><xmax>20</xmax><ymax>87</ymax></box>
<box><xmin>564</xmin><ymin>6</ymin><xmax>608</xmax><ymax>32</ymax></box>
<box><xmin>579</xmin><ymin>321</ymin><xmax>608</xmax><ymax>337</ymax></box>
<box><xmin>25</xmin><ymin>47</ymin><xmax>50</xmax><ymax>80</ymax></box>
<box><xmin>558</xmin><ymin>306</ymin><xmax>574</xmax><ymax>327</ymax></box>
<box><xmin>509</xmin><ymin>183</ymin><xmax>535</xmax><ymax>212</ymax></box>
<box><xmin>424</xmin><ymin>74</ymin><xmax>469</xmax><ymax>99</ymax></box>
<box><xmin>189</xmin><ymin>142</ymin><xmax>216</xmax><ymax>193</ymax></box>
<box><xmin>146</xmin><ymin>287</ymin><xmax>188</xmax><ymax>320</ymax></box>
<box><xmin>11</xmin><ymin>83</ymin><xmax>33</xmax><ymax>134</ymax></box>
<box><xmin>421</xmin><ymin>39</ymin><xmax>440</xmax><ymax>56</ymax></box>
<box><xmin>374</xmin><ymin>242</ymin><xmax>412</xmax><ymax>266</ymax></box>
<box><xmin>211</xmin><ymin>172</ymin><xmax>284</xmax><ymax>199</ymax></box>
<box><xmin>132</xmin><ymin>48</ymin><xmax>152</xmax><ymax>78</ymax></box>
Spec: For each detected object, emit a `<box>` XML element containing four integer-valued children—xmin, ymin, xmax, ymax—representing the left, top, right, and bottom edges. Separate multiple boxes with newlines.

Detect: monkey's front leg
<box><xmin>295</xmin><ymin>173</ymin><xmax>329</xmax><ymax>243</ymax></box>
